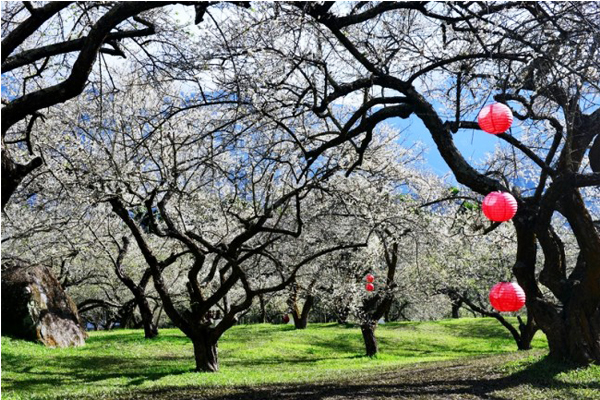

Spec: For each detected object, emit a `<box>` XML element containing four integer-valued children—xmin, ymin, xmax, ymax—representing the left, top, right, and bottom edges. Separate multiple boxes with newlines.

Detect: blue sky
<box><xmin>394</xmin><ymin>115</ymin><xmax>499</xmax><ymax>180</ymax></box>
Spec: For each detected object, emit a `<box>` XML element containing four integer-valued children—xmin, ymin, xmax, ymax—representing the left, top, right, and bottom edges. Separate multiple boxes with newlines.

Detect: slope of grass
<box><xmin>0</xmin><ymin>318</ymin><xmax>596</xmax><ymax>399</ymax></box>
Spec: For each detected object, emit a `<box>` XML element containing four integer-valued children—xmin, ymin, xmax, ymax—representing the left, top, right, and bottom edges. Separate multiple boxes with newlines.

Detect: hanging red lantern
<box><xmin>282</xmin><ymin>314</ymin><xmax>290</xmax><ymax>324</ymax></box>
<box><xmin>365</xmin><ymin>283</ymin><xmax>375</xmax><ymax>292</ymax></box>
<box><xmin>489</xmin><ymin>282</ymin><xmax>526</xmax><ymax>312</ymax></box>
<box><xmin>482</xmin><ymin>191</ymin><xmax>518</xmax><ymax>222</ymax></box>
<box><xmin>365</xmin><ymin>274</ymin><xmax>375</xmax><ymax>283</ymax></box>
<box><xmin>477</xmin><ymin>103</ymin><xmax>513</xmax><ymax>134</ymax></box>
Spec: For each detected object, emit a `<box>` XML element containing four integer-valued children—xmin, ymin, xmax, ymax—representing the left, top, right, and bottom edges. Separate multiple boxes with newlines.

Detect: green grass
<box><xmin>1</xmin><ymin>318</ymin><xmax>597</xmax><ymax>399</ymax></box>
<box><xmin>493</xmin><ymin>354</ymin><xmax>600</xmax><ymax>399</ymax></box>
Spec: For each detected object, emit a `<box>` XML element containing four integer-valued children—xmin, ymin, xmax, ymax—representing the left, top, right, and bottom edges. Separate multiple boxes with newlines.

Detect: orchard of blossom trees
<box><xmin>2</xmin><ymin>2</ymin><xmax>599</xmax><ymax>372</ymax></box>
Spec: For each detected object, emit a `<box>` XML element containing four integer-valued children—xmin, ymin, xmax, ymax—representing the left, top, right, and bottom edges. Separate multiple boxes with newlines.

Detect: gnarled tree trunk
<box><xmin>516</xmin><ymin>315</ymin><xmax>538</xmax><ymax>351</ymax></box>
<box><xmin>526</xmin><ymin>287</ymin><xmax>600</xmax><ymax>363</ymax></box>
<box><xmin>450</xmin><ymin>295</ymin><xmax>463</xmax><ymax>319</ymax></box>
<box><xmin>258</xmin><ymin>294</ymin><xmax>267</xmax><ymax>323</ymax></box>
<box><xmin>291</xmin><ymin>295</ymin><xmax>314</xmax><ymax>330</ymax></box>
<box><xmin>287</xmin><ymin>278</ymin><xmax>315</xmax><ymax>330</ymax></box>
<box><xmin>513</xmin><ymin>207</ymin><xmax>600</xmax><ymax>364</ymax></box>
<box><xmin>563</xmin><ymin>298</ymin><xmax>600</xmax><ymax>363</ymax></box>
<box><xmin>136</xmin><ymin>293</ymin><xmax>158</xmax><ymax>339</ymax></box>
<box><xmin>361</xmin><ymin>322</ymin><xmax>378</xmax><ymax>357</ymax></box>
<box><xmin>540</xmin><ymin>278</ymin><xmax>600</xmax><ymax>363</ymax></box>
<box><xmin>192</xmin><ymin>334</ymin><xmax>219</xmax><ymax>372</ymax></box>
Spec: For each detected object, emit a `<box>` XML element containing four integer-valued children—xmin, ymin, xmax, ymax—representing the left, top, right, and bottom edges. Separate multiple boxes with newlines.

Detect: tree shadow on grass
<box><xmin>375</xmin><ymin>334</ymin><xmax>502</xmax><ymax>358</ymax></box>
<box><xmin>86</xmin><ymin>331</ymin><xmax>190</xmax><ymax>345</ymax></box>
<box><xmin>443</xmin><ymin>321</ymin><xmax>510</xmax><ymax>339</ymax></box>
<box><xmin>380</xmin><ymin>321</ymin><xmax>421</xmax><ymax>330</ymax></box>
<box><xmin>308</xmin><ymin>334</ymin><xmax>364</xmax><ymax>354</ymax></box>
<box><xmin>220</xmin><ymin>354</ymin><xmax>367</xmax><ymax>369</ymax></box>
<box><xmin>2</xmin><ymin>354</ymin><xmax>194</xmax><ymax>396</ymax></box>
<box><xmin>117</xmin><ymin>354</ymin><xmax>599</xmax><ymax>400</ymax></box>
<box><xmin>308</xmin><ymin>323</ymin><xmax>357</xmax><ymax>329</ymax></box>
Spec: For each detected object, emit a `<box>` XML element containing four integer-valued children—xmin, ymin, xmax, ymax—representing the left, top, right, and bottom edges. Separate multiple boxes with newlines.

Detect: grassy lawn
<box><xmin>1</xmin><ymin>318</ymin><xmax>598</xmax><ymax>399</ymax></box>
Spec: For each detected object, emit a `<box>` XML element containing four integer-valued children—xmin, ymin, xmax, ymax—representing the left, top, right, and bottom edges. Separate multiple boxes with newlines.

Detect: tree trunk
<box><xmin>192</xmin><ymin>336</ymin><xmax>219</xmax><ymax>372</ymax></box>
<box><xmin>513</xmin><ymin>217</ymin><xmax>600</xmax><ymax>364</ymax></box>
<box><xmin>516</xmin><ymin>315</ymin><xmax>538</xmax><ymax>351</ymax></box>
<box><xmin>558</xmin><ymin>289</ymin><xmax>600</xmax><ymax>363</ymax></box>
<box><xmin>361</xmin><ymin>322</ymin><xmax>378</xmax><ymax>357</ymax></box>
<box><xmin>137</xmin><ymin>295</ymin><xmax>158</xmax><ymax>339</ymax></box>
<box><xmin>555</xmin><ymin>192</ymin><xmax>600</xmax><ymax>363</ymax></box>
<box><xmin>451</xmin><ymin>299</ymin><xmax>462</xmax><ymax>319</ymax></box>
<box><xmin>531</xmin><ymin>299</ymin><xmax>600</xmax><ymax>364</ymax></box>
<box><xmin>293</xmin><ymin>295</ymin><xmax>314</xmax><ymax>330</ymax></box>
<box><xmin>446</xmin><ymin>291</ymin><xmax>463</xmax><ymax>319</ymax></box>
<box><xmin>154</xmin><ymin>306</ymin><xmax>163</xmax><ymax>327</ymax></box>
<box><xmin>258</xmin><ymin>294</ymin><xmax>267</xmax><ymax>323</ymax></box>
<box><xmin>293</xmin><ymin>313</ymin><xmax>307</xmax><ymax>329</ymax></box>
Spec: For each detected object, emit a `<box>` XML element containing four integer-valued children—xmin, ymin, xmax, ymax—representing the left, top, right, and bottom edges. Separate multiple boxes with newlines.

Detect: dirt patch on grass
<box><xmin>118</xmin><ymin>350</ymin><xmax>600</xmax><ymax>399</ymax></box>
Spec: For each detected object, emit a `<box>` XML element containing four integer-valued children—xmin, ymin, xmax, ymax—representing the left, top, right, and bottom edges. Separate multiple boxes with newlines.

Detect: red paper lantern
<box><xmin>282</xmin><ymin>314</ymin><xmax>290</xmax><ymax>324</ymax></box>
<box><xmin>366</xmin><ymin>274</ymin><xmax>375</xmax><ymax>283</ymax></box>
<box><xmin>489</xmin><ymin>282</ymin><xmax>526</xmax><ymax>312</ymax></box>
<box><xmin>478</xmin><ymin>103</ymin><xmax>513</xmax><ymax>134</ymax></box>
<box><xmin>366</xmin><ymin>283</ymin><xmax>375</xmax><ymax>292</ymax></box>
<box><xmin>482</xmin><ymin>191</ymin><xmax>518</xmax><ymax>222</ymax></box>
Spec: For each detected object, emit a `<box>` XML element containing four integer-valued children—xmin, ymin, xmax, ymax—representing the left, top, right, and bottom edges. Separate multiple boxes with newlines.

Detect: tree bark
<box><xmin>258</xmin><ymin>294</ymin><xmax>267</xmax><ymax>323</ymax></box>
<box><xmin>450</xmin><ymin>296</ymin><xmax>463</xmax><ymax>319</ymax></box>
<box><xmin>287</xmin><ymin>279</ymin><xmax>314</xmax><ymax>330</ymax></box>
<box><xmin>557</xmin><ymin>193</ymin><xmax>600</xmax><ymax>363</ymax></box>
<box><xmin>136</xmin><ymin>293</ymin><xmax>158</xmax><ymax>339</ymax></box>
<box><xmin>513</xmin><ymin>213</ymin><xmax>600</xmax><ymax>364</ymax></box>
<box><xmin>292</xmin><ymin>295</ymin><xmax>314</xmax><ymax>329</ymax></box>
<box><xmin>516</xmin><ymin>315</ymin><xmax>537</xmax><ymax>351</ymax></box>
<box><xmin>559</xmin><ymin>285</ymin><xmax>600</xmax><ymax>363</ymax></box>
<box><xmin>291</xmin><ymin>312</ymin><xmax>305</xmax><ymax>329</ymax></box>
<box><xmin>361</xmin><ymin>322</ymin><xmax>378</xmax><ymax>357</ymax></box>
<box><xmin>192</xmin><ymin>335</ymin><xmax>219</xmax><ymax>372</ymax></box>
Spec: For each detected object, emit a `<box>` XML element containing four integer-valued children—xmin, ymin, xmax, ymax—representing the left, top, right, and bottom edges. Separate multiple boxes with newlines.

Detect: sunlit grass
<box><xmin>0</xmin><ymin>318</ymin><xmax>557</xmax><ymax>399</ymax></box>
<box><xmin>492</xmin><ymin>354</ymin><xmax>600</xmax><ymax>399</ymax></box>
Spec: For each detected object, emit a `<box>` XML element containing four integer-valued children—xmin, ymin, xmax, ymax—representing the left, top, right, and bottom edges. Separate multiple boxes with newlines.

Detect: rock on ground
<box><xmin>1</xmin><ymin>259</ymin><xmax>87</xmax><ymax>347</ymax></box>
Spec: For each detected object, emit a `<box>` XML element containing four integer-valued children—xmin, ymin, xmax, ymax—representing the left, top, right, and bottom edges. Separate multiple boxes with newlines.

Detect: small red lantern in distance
<box><xmin>366</xmin><ymin>274</ymin><xmax>375</xmax><ymax>283</ymax></box>
<box><xmin>366</xmin><ymin>283</ymin><xmax>375</xmax><ymax>292</ymax></box>
<box><xmin>489</xmin><ymin>282</ymin><xmax>526</xmax><ymax>312</ymax></box>
<box><xmin>482</xmin><ymin>191</ymin><xmax>518</xmax><ymax>222</ymax></box>
<box><xmin>282</xmin><ymin>314</ymin><xmax>290</xmax><ymax>324</ymax></box>
<box><xmin>478</xmin><ymin>103</ymin><xmax>513</xmax><ymax>134</ymax></box>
